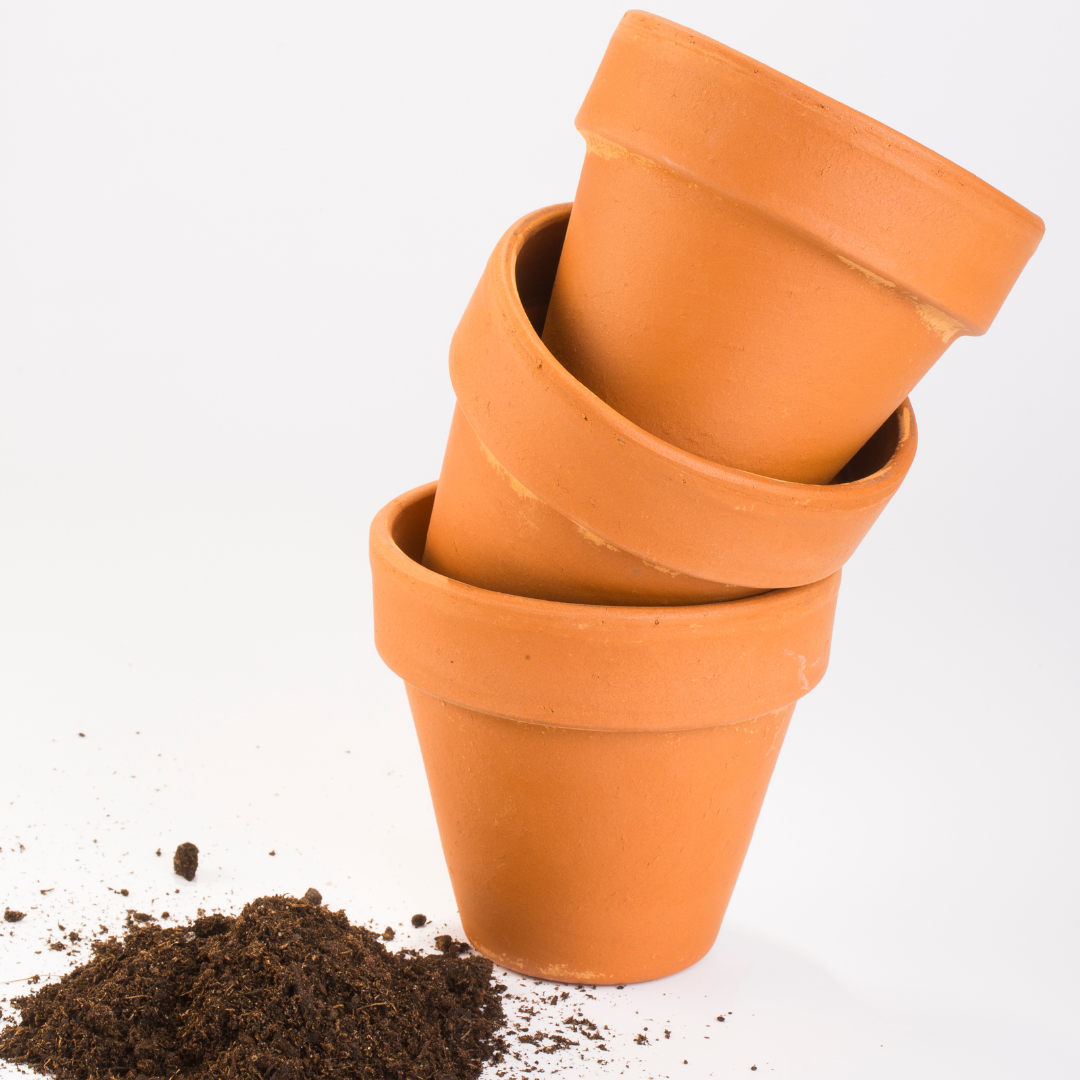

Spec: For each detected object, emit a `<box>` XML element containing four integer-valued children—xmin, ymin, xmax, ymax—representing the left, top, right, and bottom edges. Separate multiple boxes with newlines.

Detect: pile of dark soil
<box><xmin>0</xmin><ymin>894</ymin><xmax>506</xmax><ymax>1080</ymax></box>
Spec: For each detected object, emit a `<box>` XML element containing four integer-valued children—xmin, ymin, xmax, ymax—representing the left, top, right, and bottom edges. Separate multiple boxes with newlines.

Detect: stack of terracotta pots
<box><xmin>371</xmin><ymin>12</ymin><xmax>1042</xmax><ymax>985</ymax></box>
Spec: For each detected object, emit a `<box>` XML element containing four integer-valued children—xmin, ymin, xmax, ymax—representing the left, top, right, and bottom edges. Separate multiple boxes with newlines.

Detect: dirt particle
<box><xmin>302</xmin><ymin>887</ymin><xmax>323</xmax><ymax>906</ymax></box>
<box><xmin>173</xmin><ymin>842</ymin><xmax>198</xmax><ymax>881</ymax></box>
<box><xmin>381</xmin><ymin>926</ymin><xmax>395</xmax><ymax>941</ymax></box>
<box><xmin>411</xmin><ymin>913</ymin><xmax>427</xmax><ymax>928</ymax></box>
<box><xmin>3</xmin><ymin>910</ymin><xmax>25</xmax><ymax>923</ymax></box>
<box><xmin>268</xmin><ymin>849</ymin><xmax>276</xmax><ymax>856</ymax></box>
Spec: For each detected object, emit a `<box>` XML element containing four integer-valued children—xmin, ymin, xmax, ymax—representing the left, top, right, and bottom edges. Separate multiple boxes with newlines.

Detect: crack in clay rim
<box><xmin>450</xmin><ymin>203</ymin><xmax>917</xmax><ymax>589</ymax></box>
<box><xmin>370</xmin><ymin>483</ymin><xmax>841</xmax><ymax>731</ymax></box>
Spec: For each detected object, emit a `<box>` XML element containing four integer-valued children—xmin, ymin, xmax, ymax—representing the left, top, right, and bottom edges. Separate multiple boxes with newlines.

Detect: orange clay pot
<box><xmin>540</xmin><ymin>10</ymin><xmax>1044</xmax><ymax>484</ymax></box>
<box><xmin>423</xmin><ymin>203</ymin><xmax>915</xmax><ymax>604</ymax></box>
<box><xmin>372</xmin><ymin>482</ymin><xmax>840</xmax><ymax>983</ymax></box>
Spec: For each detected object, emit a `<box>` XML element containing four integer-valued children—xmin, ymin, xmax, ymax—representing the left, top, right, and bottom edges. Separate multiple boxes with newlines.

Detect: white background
<box><xmin>1</xmin><ymin>2</ymin><xmax>1077</xmax><ymax>1077</ymax></box>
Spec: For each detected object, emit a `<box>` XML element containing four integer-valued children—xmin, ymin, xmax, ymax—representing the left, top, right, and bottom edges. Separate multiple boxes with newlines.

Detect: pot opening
<box><xmin>831</xmin><ymin>409</ymin><xmax>902</xmax><ymax>484</ymax></box>
<box><xmin>508</xmin><ymin>205</ymin><xmax>906</xmax><ymax>493</ymax></box>
<box><xmin>390</xmin><ymin>487</ymin><xmax>436</xmax><ymax>565</ymax></box>
<box><xmin>515</xmin><ymin>211</ymin><xmax>570</xmax><ymax>336</ymax></box>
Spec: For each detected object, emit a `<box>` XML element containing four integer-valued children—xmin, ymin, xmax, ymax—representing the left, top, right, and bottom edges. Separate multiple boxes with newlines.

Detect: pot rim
<box><xmin>451</xmin><ymin>203</ymin><xmax>917</xmax><ymax>589</ymax></box>
<box><xmin>371</xmin><ymin>482</ymin><xmax>841</xmax><ymax>731</ymax></box>
<box><xmin>577</xmin><ymin>11</ymin><xmax>1044</xmax><ymax>334</ymax></box>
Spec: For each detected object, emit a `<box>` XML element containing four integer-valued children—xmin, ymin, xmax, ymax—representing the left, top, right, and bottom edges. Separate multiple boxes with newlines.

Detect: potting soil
<box><xmin>0</xmin><ymin>894</ymin><xmax>507</xmax><ymax>1080</ymax></box>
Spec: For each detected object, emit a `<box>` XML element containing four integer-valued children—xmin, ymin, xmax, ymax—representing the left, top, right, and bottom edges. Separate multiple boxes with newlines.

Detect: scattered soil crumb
<box><xmin>173</xmin><ymin>842</ymin><xmax>199</xmax><ymax>881</ymax></box>
<box><xmin>382</xmin><ymin>926</ymin><xmax>395</xmax><ymax>941</ymax></box>
<box><xmin>302</xmin><ymin>888</ymin><xmax>322</xmax><ymax>906</ymax></box>
<box><xmin>433</xmin><ymin>935</ymin><xmax>471</xmax><ymax>957</ymax></box>
<box><xmin>3</xmin><ymin>910</ymin><xmax>25</xmax><ymax>923</ymax></box>
<box><xmin>0</xmin><ymin>894</ymin><xmax>507</xmax><ymax>1080</ymax></box>
<box><xmin>411</xmin><ymin>913</ymin><xmax>427</xmax><ymax>928</ymax></box>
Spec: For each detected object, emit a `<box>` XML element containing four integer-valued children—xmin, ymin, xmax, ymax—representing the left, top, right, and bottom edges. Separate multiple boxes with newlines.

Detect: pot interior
<box><xmin>390</xmin><ymin>488</ymin><xmax>435</xmax><ymax>565</ymax></box>
<box><xmin>831</xmin><ymin>409</ymin><xmax>903</xmax><ymax>483</ymax></box>
<box><xmin>515</xmin><ymin>211</ymin><xmax>569</xmax><ymax>336</ymax></box>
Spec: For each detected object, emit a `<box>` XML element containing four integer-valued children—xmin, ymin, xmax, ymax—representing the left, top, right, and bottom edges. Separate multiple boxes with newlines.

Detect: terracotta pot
<box><xmin>424</xmin><ymin>204</ymin><xmax>916</xmax><ymax>604</ymax></box>
<box><xmin>540</xmin><ymin>11</ymin><xmax>1044</xmax><ymax>484</ymax></box>
<box><xmin>372</xmin><ymin>481</ymin><xmax>840</xmax><ymax>983</ymax></box>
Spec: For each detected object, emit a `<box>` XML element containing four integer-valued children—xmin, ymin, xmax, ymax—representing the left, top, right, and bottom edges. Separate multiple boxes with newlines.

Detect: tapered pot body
<box><xmin>541</xmin><ymin>11</ymin><xmax>1044</xmax><ymax>483</ymax></box>
<box><xmin>407</xmin><ymin>687</ymin><xmax>793</xmax><ymax>983</ymax></box>
<box><xmin>425</xmin><ymin>204</ymin><xmax>917</xmax><ymax>604</ymax></box>
<box><xmin>372</xmin><ymin>483</ymin><xmax>840</xmax><ymax>982</ymax></box>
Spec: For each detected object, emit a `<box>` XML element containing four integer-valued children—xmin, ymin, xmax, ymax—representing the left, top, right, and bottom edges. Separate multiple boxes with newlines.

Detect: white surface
<box><xmin>1</xmin><ymin>2</ymin><xmax>1077</xmax><ymax>1077</ymax></box>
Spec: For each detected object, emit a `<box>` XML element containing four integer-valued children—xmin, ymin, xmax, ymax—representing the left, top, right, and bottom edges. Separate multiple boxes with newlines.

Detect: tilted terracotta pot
<box><xmin>373</xmin><ymin>482</ymin><xmax>841</xmax><ymax>983</ymax></box>
<box><xmin>540</xmin><ymin>11</ymin><xmax>1044</xmax><ymax>484</ymax></box>
<box><xmin>423</xmin><ymin>204</ymin><xmax>916</xmax><ymax>604</ymax></box>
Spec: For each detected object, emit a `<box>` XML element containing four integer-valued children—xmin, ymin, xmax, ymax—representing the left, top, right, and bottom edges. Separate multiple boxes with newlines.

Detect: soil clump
<box><xmin>0</xmin><ymin>894</ymin><xmax>506</xmax><ymax>1080</ymax></box>
<box><xmin>173</xmin><ymin>842</ymin><xmax>199</xmax><ymax>881</ymax></box>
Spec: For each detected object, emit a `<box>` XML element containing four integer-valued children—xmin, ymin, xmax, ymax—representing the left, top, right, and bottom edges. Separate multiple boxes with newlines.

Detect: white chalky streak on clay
<box><xmin>478</xmin><ymin>439</ymin><xmax>539</xmax><ymax>501</ymax></box>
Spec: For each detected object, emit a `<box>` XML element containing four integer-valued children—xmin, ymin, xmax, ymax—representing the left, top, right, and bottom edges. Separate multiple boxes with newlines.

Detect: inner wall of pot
<box><xmin>516</xmin><ymin>211</ymin><xmax>568</xmax><ymax>336</ymax></box>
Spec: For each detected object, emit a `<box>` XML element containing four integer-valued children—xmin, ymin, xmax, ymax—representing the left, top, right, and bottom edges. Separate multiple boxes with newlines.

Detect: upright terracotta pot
<box><xmin>541</xmin><ymin>10</ymin><xmax>1044</xmax><ymax>483</ymax></box>
<box><xmin>373</xmin><ymin>482</ymin><xmax>840</xmax><ymax>983</ymax></box>
<box><xmin>424</xmin><ymin>204</ymin><xmax>916</xmax><ymax>604</ymax></box>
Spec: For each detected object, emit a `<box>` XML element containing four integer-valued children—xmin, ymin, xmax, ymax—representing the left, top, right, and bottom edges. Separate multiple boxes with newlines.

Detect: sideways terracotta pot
<box><xmin>540</xmin><ymin>10</ymin><xmax>1044</xmax><ymax>484</ymax></box>
<box><xmin>372</xmin><ymin>482</ymin><xmax>841</xmax><ymax>983</ymax></box>
<box><xmin>424</xmin><ymin>203</ymin><xmax>916</xmax><ymax>604</ymax></box>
